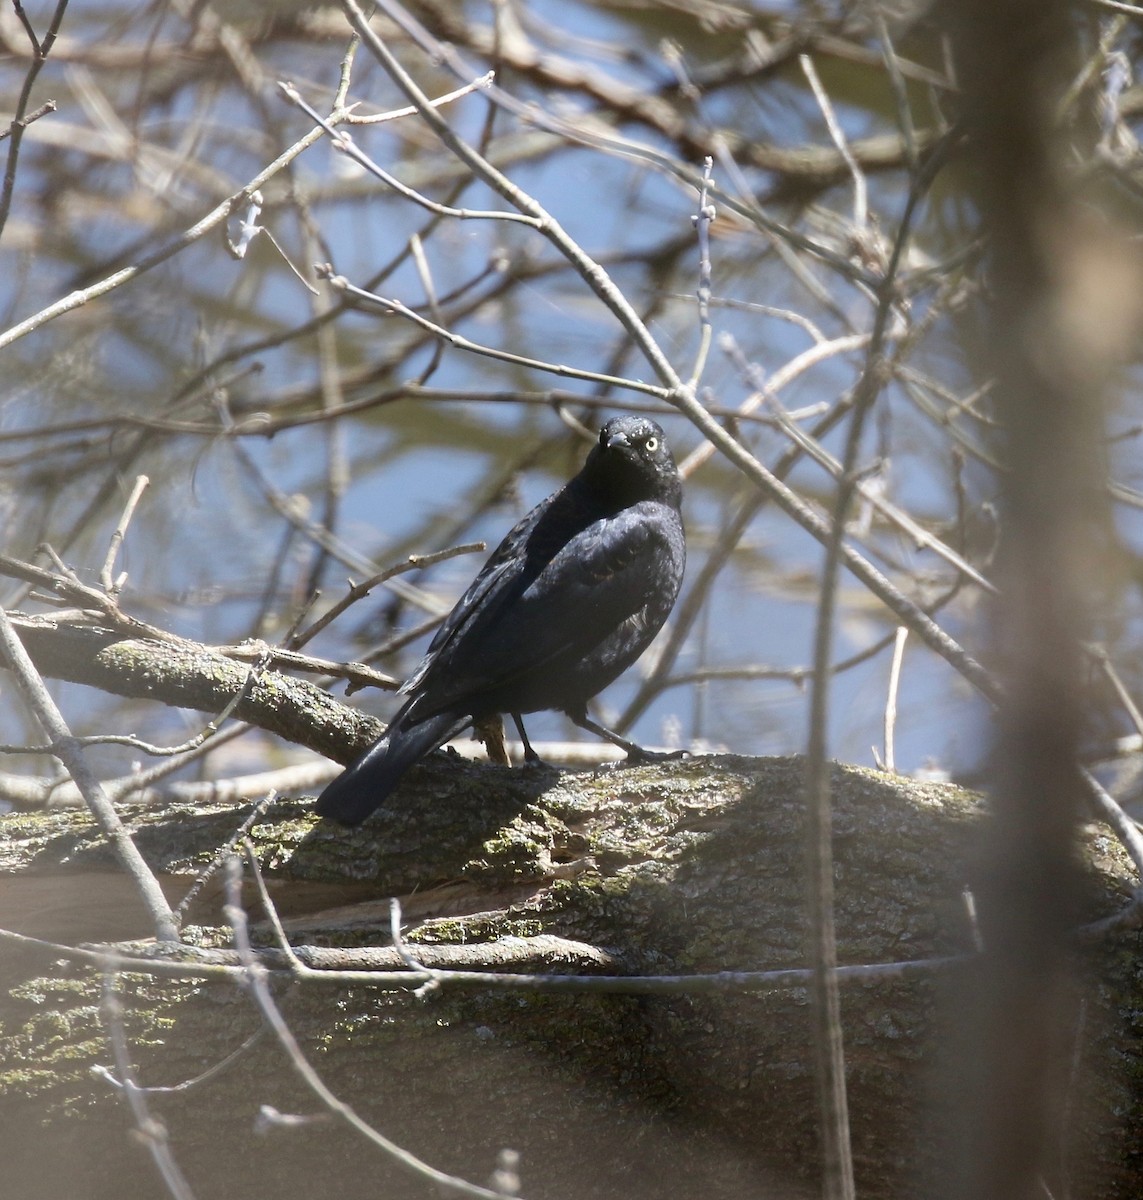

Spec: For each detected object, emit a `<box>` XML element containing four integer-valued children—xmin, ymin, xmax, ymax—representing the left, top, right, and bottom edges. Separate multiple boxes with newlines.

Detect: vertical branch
<box><xmin>944</xmin><ymin>3</ymin><xmax>1139</xmax><ymax>1196</ymax></box>
<box><xmin>99</xmin><ymin>473</ymin><xmax>150</xmax><ymax>597</ymax></box>
<box><xmin>804</xmin><ymin>432</ymin><xmax>864</xmax><ymax>1200</ymax></box>
<box><xmin>687</xmin><ymin>156</ymin><xmax>716</xmax><ymax>389</ymax></box>
<box><xmin>800</xmin><ymin>88</ymin><xmax>955</xmax><ymax>1200</ymax></box>
<box><xmin>882</xmin><ymin>626</ymin><xmax>909</xmax><ymax>773</ymax></box>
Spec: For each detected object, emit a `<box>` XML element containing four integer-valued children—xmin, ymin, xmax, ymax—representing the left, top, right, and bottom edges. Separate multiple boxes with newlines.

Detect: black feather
<box><xmin>316</xmin><ymin>416</ymin><xmax>686</xmax><ymax>826</ymax></box>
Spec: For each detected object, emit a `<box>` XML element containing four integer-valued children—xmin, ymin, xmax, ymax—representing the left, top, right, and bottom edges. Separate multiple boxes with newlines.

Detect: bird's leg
<box><xmin>567</xmin><ymin>709</ymin><xmax>686</xmax><ymax>762</ymax></box>
<box><xmin>511</xmin><ymin>713</ymin><xmax>550</xmax><ymax>767</ymax></box>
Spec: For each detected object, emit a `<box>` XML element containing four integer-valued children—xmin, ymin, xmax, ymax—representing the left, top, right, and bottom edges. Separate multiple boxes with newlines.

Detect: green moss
<box><xmin>461</xmin><ymin>805</ymin><xmax>565</xmax><ymax>882</ymax></box>
<box><xmin>405</xmin><ymin>914</ymin><xmax>545</xmax><ymax>944</ymax></box>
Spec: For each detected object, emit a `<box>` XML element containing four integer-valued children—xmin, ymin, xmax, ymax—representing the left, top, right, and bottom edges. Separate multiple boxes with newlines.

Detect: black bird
<box><xmin>316</xmin><ymin>415</ymin><xmax>686</xmax><ymax>827</ymax></box>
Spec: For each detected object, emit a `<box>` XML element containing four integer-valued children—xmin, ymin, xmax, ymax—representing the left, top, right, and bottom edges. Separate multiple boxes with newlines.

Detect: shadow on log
<box><xmin>0</xmin><ymin>754</ymin><xmax>1139</xmax><ymax>1199</ymax></box>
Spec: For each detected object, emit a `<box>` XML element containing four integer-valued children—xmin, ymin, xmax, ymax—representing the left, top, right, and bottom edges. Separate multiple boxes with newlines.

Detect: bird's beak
<box><xmin>604</xmin><ymin>430</ymin><xmax>631</xmax><ymax>450</ymax></box>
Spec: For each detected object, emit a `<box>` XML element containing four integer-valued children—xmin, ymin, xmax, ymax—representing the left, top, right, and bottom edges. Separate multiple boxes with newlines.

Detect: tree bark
<box><xmin>1</xmin><ymin>612</ymin><xmax>382</xmax><ymax>764</ymax></box>
<box><xmin>0</xmin><ymin>754</ymin><xmax>1139</xmax><ymax>1200</ymax></box>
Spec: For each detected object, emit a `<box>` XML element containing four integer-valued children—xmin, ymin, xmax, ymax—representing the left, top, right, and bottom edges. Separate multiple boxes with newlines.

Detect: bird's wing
<box><xmin>412</xmin><ymin>500</ymin><xmax>681</xmax><ymax>714</ymax></box>
<box><xmin>516</xmin><ymin>501</ymin><xmax>682</xmax><ymax>653</ymax></box>
<box><xmin>400</xmin><ymin>495</ymin><xmax>555</xmax><ymax>696</ymax></box>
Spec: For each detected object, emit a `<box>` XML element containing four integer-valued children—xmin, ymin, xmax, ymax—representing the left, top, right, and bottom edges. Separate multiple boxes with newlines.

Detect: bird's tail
<box><xmin>315</xmin><ymin>711</ymin><xmax>465</xmax><ymax>827</ymax></box>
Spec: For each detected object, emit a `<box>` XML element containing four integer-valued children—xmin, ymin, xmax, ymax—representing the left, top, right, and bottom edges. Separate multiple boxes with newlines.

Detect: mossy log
<box><xmin>0</xmin><ymin>754</ymin><xmax>1139</xmax><ymax>1200</ymax></box>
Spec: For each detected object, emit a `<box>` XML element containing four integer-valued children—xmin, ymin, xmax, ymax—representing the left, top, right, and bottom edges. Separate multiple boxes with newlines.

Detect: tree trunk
<box><xmin>0</xmin><ymin>754</ymin><xmax>1139</xmax><ymax>1200</ymax></box>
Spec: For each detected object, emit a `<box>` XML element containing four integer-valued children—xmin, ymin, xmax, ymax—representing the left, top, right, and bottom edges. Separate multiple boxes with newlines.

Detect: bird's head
<box><xmin>585</xmin><ymin>415</ymin><xmax>681</xmax><ymax>509</ymax></box>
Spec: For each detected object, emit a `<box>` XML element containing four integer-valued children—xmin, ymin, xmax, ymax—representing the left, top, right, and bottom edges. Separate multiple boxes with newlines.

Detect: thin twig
<box><xmin>222</xmin><ymin>857</ymin><xmax>529</xmax><ymax>1200</ymax></box>
<box><xmin>173</xmin><ymin>793</ymin><xmax>279</xmax><ymax>922</ymax></box>
<box><xmin>98</xmin><ymin>474</ymin><xmax>149</xmax><ymax>597</ymax></box>
<box><xmin>1092</xmin><ymin>645</ymin><xmax>1143</xmax><ymax>739</ymax></box>
<box><xmin>800</xmin><ymin>52</ymin><xmax>868</xmax><ymax>232</ymax></box>
<box><xmin>389</xmin><ymin>897</ymin><xmax>441</xmax><ymax>997</ymax></box>
<box><xmin>278</xmin><ymin>80</ymin><xmax>534</xmax><ymax>227</ymax></box>
<box><xmin>0</xmin><ymin>90</ymin><xmax>346</xmax><ymax>351</ymax></box>
<box><xmin>241</xmin><ymin>835</ymin><xmax>305</xmax><ymax>971</ymax></box>
<box><xmin>799</xmin><ymin>95</ymin><xmax>952</xmax><ymax>1200</ymax></box>
<box><xmin>0</xmin><ymin>96</ymin><xmax>55</xmax><ymax>143</ymax></box>
<box><xmin>290</xmin><ymin>541</ymin><xmax>485</xmax><ymax>651</ymax></box>
<box><xmin>1081</xmin><ymin>768</ymin><xmax>1143</xmax><ymax>883</ymax></box>
<box><xmin>882</xmin><ymin>627</ymin><xmax>909</xmax><ymax>773</ymax></box>
<box><xmin>346</xmin><ymin>70</ymin><xmax>496</xmax><ymax>124</ymax></box>
<box><xmin>0</xmin><ymin>0</ymin><xmax>68</xmax><ymax>239</ymax></box>
<box><xmin>751</xmin><ymin>367</ymin><xmax>997</xmax><ymax>594</ymax></box>
<box><xmin>98</xmin><ymin>963</ymin><xmax>199</xmax><ymax>1200</ymax></box>
<box><xmin>875</xmin><ymin>14</ymin><xmax>918</xmax><ymax>172</ymax></box>
<box><xmin>687</xmin><ymin>156</ymin><xmax>716</xmax><ymax>389</ymax></box>
<box><xmin>679</xmin><ymin>331</ymin><xmax>869</xmax><ymax>477</ymax></box>
<box><xmin>322</xmin><ymin>270</ymin><xmax>675</xmax><ymax>400</ymax></box>
<box><xmin>0</xmin><ymin>606</ymin><xmax>178</xmax><ymax>941</ymax></box>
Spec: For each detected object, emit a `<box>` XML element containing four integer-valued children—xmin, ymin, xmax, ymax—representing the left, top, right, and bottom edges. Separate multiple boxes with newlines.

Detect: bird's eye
<box><xmin>645</xmin><ymin>436</ymin><xmax>659</xmax><ymax>453</ymax></box>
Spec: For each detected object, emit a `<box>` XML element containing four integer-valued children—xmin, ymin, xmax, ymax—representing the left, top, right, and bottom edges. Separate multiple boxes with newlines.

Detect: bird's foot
<box><xmin>511</xmin><ymin>714</ymin><xmax>557</xmax><ymax>770</ymax></box>
<box><xmin>567</xmin><ymin>709</ymin><xmax>689</xmax><ymax>764</ymax></box>
<box><xmin>624</xmin><ymin>745</ymin><xmax>688</xmax><ymax>764</ymax></box>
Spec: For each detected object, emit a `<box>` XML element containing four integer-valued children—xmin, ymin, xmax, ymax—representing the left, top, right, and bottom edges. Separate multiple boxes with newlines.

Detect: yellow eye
<box><xmin>645</xmin><ymin>436</ymin><xmax>659</xmax><ymax>453</ymax></box>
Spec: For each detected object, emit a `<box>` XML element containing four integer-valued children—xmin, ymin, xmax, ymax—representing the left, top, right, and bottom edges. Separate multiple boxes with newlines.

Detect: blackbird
<box><xmin>316</xmin><ymin>415</ymin><xmax>686</xmax><ymax>826</ymax></box>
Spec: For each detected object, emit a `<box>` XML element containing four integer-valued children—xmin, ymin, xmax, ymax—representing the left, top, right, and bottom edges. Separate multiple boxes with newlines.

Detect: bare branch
<box><xmin>0</xmin><ymin>607</ymin><xmax>179</xmax><ymax>941</ymax></box>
